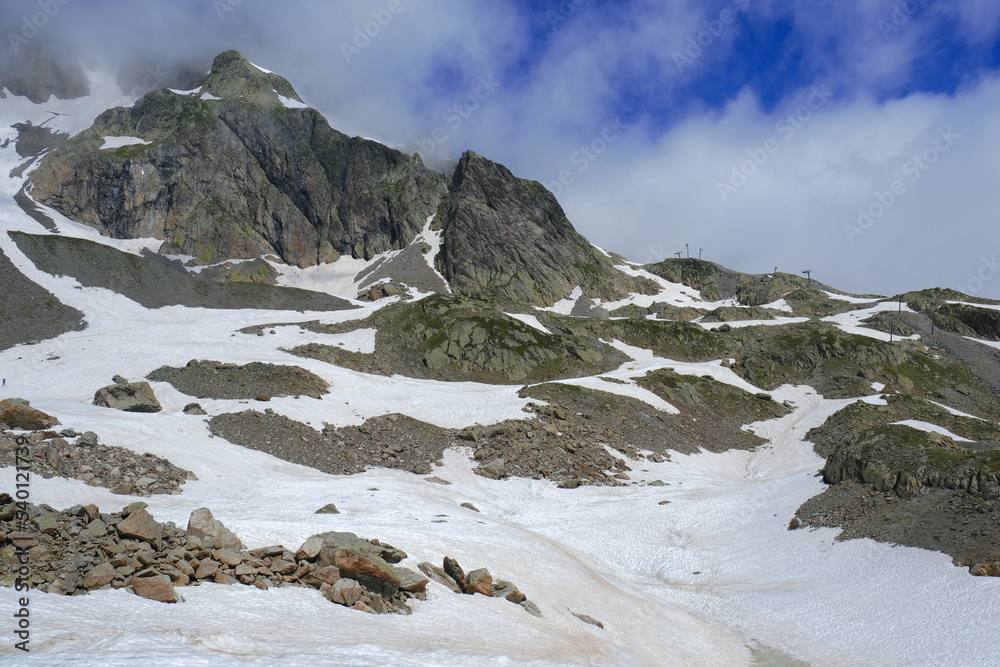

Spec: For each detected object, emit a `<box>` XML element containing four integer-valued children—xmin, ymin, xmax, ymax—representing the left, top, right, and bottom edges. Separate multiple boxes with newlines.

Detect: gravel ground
<box><xmin>0</xmin><ymin>243</ymin><xmax>85</xmax><ymax>351</ymax></box>
<box><xmin>11</xmin><ymin>231</ymin><xmax>354</xmax><ymax>312</ymax></box>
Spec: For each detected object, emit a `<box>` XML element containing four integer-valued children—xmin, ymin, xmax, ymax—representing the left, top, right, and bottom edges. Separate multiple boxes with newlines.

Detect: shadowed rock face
<box><xmin>437</xmin><ymin>151</ymin><xmax>629</xmax><ymax>307</ymax></box>
<box><xmin>29</xmin><ymin>50</ymin><xmax>448</xmax><ymax>268</ymax></box>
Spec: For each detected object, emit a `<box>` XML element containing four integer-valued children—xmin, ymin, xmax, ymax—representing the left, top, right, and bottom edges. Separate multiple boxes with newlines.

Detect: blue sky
<box><xmin>4</xmin><ymin>0</ymin><xmax>1000</xmax><ymax>297</ymax></box>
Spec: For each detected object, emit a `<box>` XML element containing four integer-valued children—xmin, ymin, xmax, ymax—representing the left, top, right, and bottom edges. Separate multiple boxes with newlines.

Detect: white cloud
<box><xmin>557</xmin><ymin>74</ymin><xmax>1000</xmax><ymax>298</ymax></box>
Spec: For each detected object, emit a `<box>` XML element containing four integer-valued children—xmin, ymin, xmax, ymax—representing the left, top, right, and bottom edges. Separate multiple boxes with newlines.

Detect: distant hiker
<box><xmin>1</xmin><ymin>379</ymin><xmax>5</xmax><ymax>386</ymax></box>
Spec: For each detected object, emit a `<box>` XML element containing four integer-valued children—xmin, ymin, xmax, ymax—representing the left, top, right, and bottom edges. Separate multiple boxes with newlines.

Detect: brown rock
<box><xmin>212</xmin><ymin>548</ymin><xmax>244</xmax><ymax>567</ymax></box>
<box><xmin>83</xmin><ymin>563</ymin><xmax>116</xmax><ymax>590</ymax></box>
<box><xmin>295</xmin><ymin>535</ymin><xmax>324</xmax><ymax>561</ymax></box>
<box><xmin>417</xmin><ymin>561</ymin><xmax>461</xmax><ymax>594</ymax></box>
<box><xmin>116</xmin><ymin>508</ymin><xmax>162</xmax><ymax>548</ymax></box>
<box><xmin>0</xmin><ymin>398</ymin><xmax>60</xmax><ymax>430</ymax></box>
<box><xmin>333</xmin><ymin>550</ymin><xmax>400</xmax><ymax>597</ymax></box>
<box><xmin>270</xmin><ymin>558</ymin><xmax>297</xmax><ymax>575</ymax></box>
<box><xmin>970</xmin><ymin>562</ymin><xmax>1000</xmax><ymax>577</ymax></box>
<box><xmin>327</xmin><ymin>578</ymin><xmax>363</xmax><ymax>607</ymax></box>
<box><xmin>214</xmin><ymin>572</ymin><xmax>238</xmax><ymax>585</ymax></box>
<box><xmin>315</xmin><ymin>503</ymin><xmax>340</xmax><ymax>514</ymax></box>
<box><xmin>81</xmin><ymin>504</ymin><xmax>101</xmax><ymax>521</ymax></box>
<box><xmin>132</xmin><ymin>574</ymin><xmax>180</xmax><ymax>603</ymax></box>
<box><xmin>464</xmin><ymin>568</ymin><xmax>493</xmax><ymax>596</ymax></box>
<box><xmin>194</xmin><ymin>560</ymin><xmax>220</xmax><ymax>579</ymax></box>
<box><xmin>443</xmin><ymin>556</ymin><xmax>466</xmax><ymax>592</ymax></box>
<box><xmin>391</xmin><ymin>566</ymin><xmax>429</xmax><ymax>592</ymax></box>
<box><xmin>234</xmin><ymin>563</ymin><xmax>256</xmax><ymax>577</ymax></box>
<box><xmin>187</xmin><ymin>507</ymin><xmax>244</xmax><ymax>551</ymax></box>
<box><xmin>304</xmin><ymin>565</ymin><xmax>341</xmax><ymax>588</ymax></box>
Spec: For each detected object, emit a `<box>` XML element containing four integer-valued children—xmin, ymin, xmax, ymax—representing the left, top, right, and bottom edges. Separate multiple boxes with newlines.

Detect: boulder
<box><xmin>309</xmin><ymin>531</ymin><xmax>405</xmax><ymax>565</ymax></box>
<box><xmin>212</xmin><ymin>548</ymin><xmax>244</xmax><ymax>567</ymax></box>
<box><xmin>304</xmin><ymin>565</ymin><xmax>341</xmax><ymax>587</ymax></box>
<box><xmin>0</xmin><ymin>398</ymin><xmax>60</xmax><ymax>430</ymax></box>
<box><xmin>93</xmin><ymin>381</ymin><xmax>162</xmax><ymax>413</ymax></box>
<box><xmin>83</xmin><ymin>563</ymin><xmax>116</xmax><ymax>590</ymax></box>
<box><xmin>132</xmin><ymin>573</ymin><xmax>180</xmax><ymax>603</ymax></box>
<box><xmin>194</xmin><ymin>560</ymin><xmax>220</xmax><ymax>580</ymax></box>
<box><xmin>183</xmin><ymin>403</ymin><xmax>208</xmax><ymax>415</ymax></box>
<box><xmin>443</xmin><ymin>556</ymin><xmax>466</xmax><ymax>592</ymax></box>
<box><xmin>296</xmin><ymin>535</ymin><xmax>325</xmax><ymax>560</ymax></box>
<box><xmin>327</xmin><ymin>578</ymin><xmax>364</xmax><ymax>607</ymax></box>
<box><xmin>186</xmin><ymin>507</ymin><xmax>244</xmax><ymax>550</ymax></box>
<box><xmin>464</xmin><ymin>568</ymin><xmax>493</xmax><ymax>596</ymax></box>
<box><xmin>330</xmin><ymin>549</ymin><xmax>400</xmax><ymax>598</ymax></box>
<box><xmin>417</xmin><ymin>561</ymin><xmax>461</xmax><ymax>593</ymax></box>
<box><xmin>391</xmin><ymin>566</ymin><xmax>429</xmax><ymax>592</ymax></box>
<box><xmin>116</xmin><ymin>508</ymin><xmax>162</xmax><ymax>548</ymax></box>
<box><xmin>315</xmin><ymin>503</ymin><xmax>340</xmax><ymax>514</ymax></box>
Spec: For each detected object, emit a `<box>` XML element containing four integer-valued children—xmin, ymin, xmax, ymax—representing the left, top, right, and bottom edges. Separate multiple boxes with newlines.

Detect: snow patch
<box><xmin>891</xmin><ymin>420</ymin><xmax>973</xmax><ymax>442</ymax></box>
<box><xmin>100</xmin><ymin>136</ymin><xmax>151</xmax><ymax>150</ymax></box>
<box><xmin>504</xmin><ymin>313</ymin><xmax>551</xmax><ymax>334</ymax></box>
<box><xmin>277</xmin><ymin>93</ymin><xmax>308</xmax><ymax>109</ymax></box>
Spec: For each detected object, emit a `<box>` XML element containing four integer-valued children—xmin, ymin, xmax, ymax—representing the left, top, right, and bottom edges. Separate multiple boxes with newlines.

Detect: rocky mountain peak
<box><xmin>438</xmin><ymin>150</ymin><xmax>633</xmax><ymax>307</ymax></box>
<box><xmin>201</xmin><ymin>49</ymin><xmax>303</xmax><ymax>106</ymax></box>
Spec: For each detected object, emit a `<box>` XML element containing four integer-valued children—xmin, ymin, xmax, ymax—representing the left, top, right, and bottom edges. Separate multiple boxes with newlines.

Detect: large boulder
<box><xmin>0</xmin><ymin>398</ymin><xmax>60</xmax><ymax>430</ymax></box>
<box><xmin>115</xmin><ymin>507</ymin><xmax>163</xmax><ymax>548</ymax></box>
<box><xmin>93</xmin><ymin>381</ymin><xmax>162</xmax><ymax>413</ymax></box>
<box><xmin>186</xmin><ymin>508</ymin><xmax>244</xmax><ymax>551</ymax></box>
<box><xmin>131</xmin><ymin>573</ymin><xmax>179</xmax><ymax>603</ymax></box>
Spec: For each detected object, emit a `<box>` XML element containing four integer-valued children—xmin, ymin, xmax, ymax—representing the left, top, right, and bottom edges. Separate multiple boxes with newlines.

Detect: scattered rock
<box><xmin>572</xmin><ymin>612</ymin><xmax>604</xmax><ymax>629</ymax></box>
<box><xmin>183</xmin><ymin>403</ymin><xmax>208</xmax><ymax>415</ymax></box>
<box><xmin>460</xmin><ymin>502</ymin><xmax>480</xmax><ymax>512</ymax></box>
<box><xmin>425</xmin><ymin>476</ymin><xmax>452</xmax><ymax>485</ymax></box>
<box><xmin>520</xmin><ymin>600</ymin><xmax>542</xmax><ymax>617</ymax></box>
<box><xmin>315</xmin><ymin>503</ymin><xmax>340</xmax><ymax>514</ymax></box>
